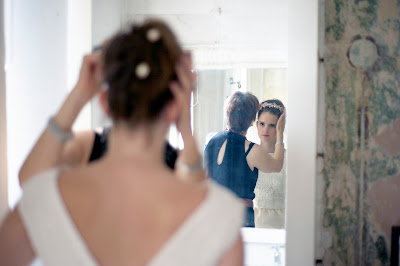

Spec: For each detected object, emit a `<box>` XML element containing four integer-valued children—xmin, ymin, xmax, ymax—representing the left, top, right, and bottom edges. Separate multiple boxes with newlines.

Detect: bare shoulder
<box><xmin>245</xmin><ymin>140</ymin><xmax>261</xmax><ymax>151</ymax></box>
<box><xmin>57</xmin><ymin>163</ymin><xmax>208</xmax><ymax>217</ymax></box>
<box><xmin>54</xmin><ymin>164</ymin><xmax>211</xmax><ymax>265</ymax></box>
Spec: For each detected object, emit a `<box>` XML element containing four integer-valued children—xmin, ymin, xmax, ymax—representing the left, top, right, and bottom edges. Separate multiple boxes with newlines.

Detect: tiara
<box><xmin>259</xmin><ymin>102</ymin><xmax>284</xmax><ymax>112</ymax></box>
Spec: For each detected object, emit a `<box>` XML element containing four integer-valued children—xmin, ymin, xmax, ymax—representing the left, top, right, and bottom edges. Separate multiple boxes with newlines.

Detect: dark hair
<box><xmin>225</xmin><ymin>91</ymin><xmax>259</xmax><ymax>132</ymax></box>
<box><xmin>103</xmin><ymin>19</ymin><xmax>183</xmax><ymax>127</ymax></box>
<box><xmin>257</xmin><ymin>99</ymin><xmax>285</xmax><ymax>119</ymax></box>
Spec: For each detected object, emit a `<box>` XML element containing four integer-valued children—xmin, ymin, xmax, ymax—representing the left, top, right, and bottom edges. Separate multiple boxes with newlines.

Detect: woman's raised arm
<box><xmin>247</xmin><ymin>110</ymin><xmax>286</xmax><ymax>173</ymax></box>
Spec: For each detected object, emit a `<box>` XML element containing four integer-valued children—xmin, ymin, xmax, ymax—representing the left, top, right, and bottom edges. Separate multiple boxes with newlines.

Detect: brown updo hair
<box><xmin>225</xmin><ymin>91</ymin><xmax>259</xmax><ymax>133</ymax></box>
<box><xmin>103</xmin><ymin>19</ymin><xmax>183</xmax><ymax>127</ymax></box>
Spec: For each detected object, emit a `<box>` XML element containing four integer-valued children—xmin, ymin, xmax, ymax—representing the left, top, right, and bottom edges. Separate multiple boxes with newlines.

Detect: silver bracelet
<box><xmin>176</xmin><ymin>157</ymin><xmax>203</xmax><ymax>173</ymax></box>
<box><xmin>275</xmin><ymin>141</ymin><xmax>284</xmax><ymax>147</ymax></box>
<box><xmin>47</xmin><ymin>117</ymin><xmax>74</xmax><ymax>143</ymax></box>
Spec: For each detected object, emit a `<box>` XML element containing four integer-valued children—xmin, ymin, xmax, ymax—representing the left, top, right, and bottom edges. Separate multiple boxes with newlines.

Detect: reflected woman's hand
<box><xmin>276</xmin><ymin>108</ymin><xmax>286</xmax><ymax>139</ymax></box>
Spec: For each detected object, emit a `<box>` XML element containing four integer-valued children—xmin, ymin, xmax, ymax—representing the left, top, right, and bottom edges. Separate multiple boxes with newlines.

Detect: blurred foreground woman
<box><xmin>0</xmin><ymin>20</ymin><xmax>244</xmax><ymax>266</ymax></box>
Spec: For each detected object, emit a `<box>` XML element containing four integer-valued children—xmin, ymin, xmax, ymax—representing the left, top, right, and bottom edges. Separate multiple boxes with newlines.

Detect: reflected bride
<box><xmin>253</xmin><ymin>99</ymin><xmax>287</xmax><ymax>229</ymax></box>
<box><xmin>203</xmin><ymin>92</ymin><xmax>285</xmax><ymax>228</ymax></box>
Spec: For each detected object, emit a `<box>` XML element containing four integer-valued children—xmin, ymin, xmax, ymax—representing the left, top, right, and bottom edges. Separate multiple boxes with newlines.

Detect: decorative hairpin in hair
<box><xmin>136</xmin><ymin>62</ymin><xmax>151</xmax><ymax>79</ymax></box>
<box><xmin>259</xmin><ymin>102</ymin><xmax>284</xmax><ymax>112</ymax></box>
<box><xmin>146</xmin><ymin>28</ymin><xmax>161</xmax><ymax>43</ymax></box>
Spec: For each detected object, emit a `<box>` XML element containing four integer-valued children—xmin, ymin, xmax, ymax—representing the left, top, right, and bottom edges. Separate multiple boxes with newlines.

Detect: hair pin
<box><xmin>147</xmin><ymin>28</ymin><xmax>161</xmax><ymax>43</ymax></box>
<box><xmin>136</xmin><ymin>62</ymin><xmax>150</xmax><ymax>79</ymax></box>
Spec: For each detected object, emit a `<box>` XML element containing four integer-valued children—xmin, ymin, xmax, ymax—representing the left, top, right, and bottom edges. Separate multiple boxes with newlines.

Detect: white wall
<box><xmin>126</xmin><ymin>0</ymin><xmax>288</xmax><ymax>69</ymax></box>
<box><xmin>126</xmin><ymin>0</ymin><xmax>287</xmax><ymax>47</ymax></box>
<box><xmin>3</xmin><ymin>0</ymin><xmax>91</xmax><ymax>209</ymax></box>
<box><xmin>92</xmin><ymin>0</ymin><xmax>125</xmax><ymax>45</ymax></box>
<box><xmin>4</xmin><ymin>0</ymin><xmax>68</xmax><ymax>208</ymax></box>
<box><xmin>0</xmin><ymin>0</ymin><xmax>8</xmax><ymax>221</ymax></box>
<box><xmin>67</xmin><ymin>1</ymin><xmax>92</xmax><ymax>131</ymax></box>
<box><xmin>91</xmin><ymin>0</ymin><xmax>125</xmax><ymax>128</ymax></box>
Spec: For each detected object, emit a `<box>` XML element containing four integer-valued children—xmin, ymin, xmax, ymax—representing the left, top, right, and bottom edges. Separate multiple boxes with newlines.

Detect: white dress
<box><xmin>18</xmin><ymin>168</ymin><xmax>244</xmax><ymax>266</ymax></box>
<box><xmin>253</xmin><ymin>151</ymin><xmax>286</xmax><ymax>229</ymax></box>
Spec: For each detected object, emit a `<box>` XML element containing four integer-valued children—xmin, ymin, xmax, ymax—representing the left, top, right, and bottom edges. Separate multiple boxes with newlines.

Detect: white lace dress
<box><xmin>253</xmin><ymin>151</ymin><xmax>286</xmax><ymax>228</ymax></box>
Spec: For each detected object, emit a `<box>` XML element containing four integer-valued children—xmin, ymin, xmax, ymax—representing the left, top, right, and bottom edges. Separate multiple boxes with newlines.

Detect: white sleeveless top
<box><xmin>18</xmin><ymin>168</ymin><xmax>244</xmax><ymax>266</ymax></box>
<box><xmin>253</xmin><ymin>151</ymin><xmax>287</xmax><ymax>210</ymax></box>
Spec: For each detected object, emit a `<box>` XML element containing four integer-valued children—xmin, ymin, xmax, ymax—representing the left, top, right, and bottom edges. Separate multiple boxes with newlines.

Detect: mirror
<box><xmin>91</xmin><ymin>1</ymin><xmax>288</xmax><ymax>264</ymax></box>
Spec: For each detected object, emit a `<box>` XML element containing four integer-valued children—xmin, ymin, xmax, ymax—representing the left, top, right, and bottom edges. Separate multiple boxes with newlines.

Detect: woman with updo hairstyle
<box><xmin>204</xmin><ymin>92</ymin><xmax>285</xmax><ymax>227</ymax></box>
<box><xmin>253</xmin><ymin>99</ymin><xmax>287</xmax><ymax>229</ymax></box>
<box><xmin>16</xmin><ymin>22</ymin><xmax>180</xmax><ymax>186</ymax></box>
<box><xmin>105</xmin><ymin>20</ymin><xmax>181</xmax><ymax>125</ymax></box>
<box><xmin>0</xmin><ymin>20</ymin><xmax>245</xmax><ymax>265</ymax></box>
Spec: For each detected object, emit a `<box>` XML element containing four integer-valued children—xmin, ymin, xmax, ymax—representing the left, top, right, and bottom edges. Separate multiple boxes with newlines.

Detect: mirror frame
<box><xmin>286</xmin><ymin>0</ymin><xmax>318</xmax><ymax>265</ymax></box>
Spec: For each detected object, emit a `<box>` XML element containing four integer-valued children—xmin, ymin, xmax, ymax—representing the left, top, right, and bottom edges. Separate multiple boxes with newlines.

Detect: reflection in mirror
<box><xmin>90</xmin><ymin>67</ymin><xmax>287</xmax><ymax>263</ymax></box>
<box><xmin>90</xmin><ymin>1</ymin><xmax>289</xmax><ymax>264</ymax></box>
<box><xmin>194</xmin><ymin>68</ymin><xmax>286</xmax><ymax>217</ymax></box>
<box><xmin>193</xmin><ymin>68</ymin><xmax>287</xmax><ymax>263</ymax></box>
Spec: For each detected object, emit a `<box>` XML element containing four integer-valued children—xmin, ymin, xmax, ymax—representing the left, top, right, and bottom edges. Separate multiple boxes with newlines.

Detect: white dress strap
<box><xmin>18</xmin><ymin>168</ymin><xmax>98</xmax><ymax>266</ymax></box>
<box><xmin>149</xmin><ymin>181</ymin><xmax>244</xmax><ymax>266</ymax></box>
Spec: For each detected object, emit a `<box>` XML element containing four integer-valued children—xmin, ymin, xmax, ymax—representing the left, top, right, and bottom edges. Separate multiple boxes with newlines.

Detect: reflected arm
<box><xmin>248</xmin><ymin>143</ymin><xmax>284</xmax><ymax>173</ymax></box>
<box><xmin>247</xmin><ymin>111</ymin><xmax>286</xmax><ymax>173</ymax></box>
